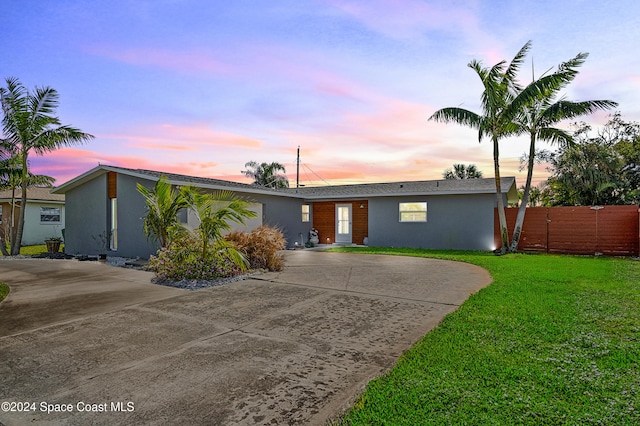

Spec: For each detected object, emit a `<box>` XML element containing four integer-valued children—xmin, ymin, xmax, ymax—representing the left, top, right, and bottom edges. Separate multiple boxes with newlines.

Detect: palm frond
<box><xmin>502</xmin><ymin>40</ymin><xmax>532</xmax><ymax>92</ymax></box>
<box><xmin>429</xmin><ymin>107</ymin><xmax>482</xmax><ymax>128</ymax></box>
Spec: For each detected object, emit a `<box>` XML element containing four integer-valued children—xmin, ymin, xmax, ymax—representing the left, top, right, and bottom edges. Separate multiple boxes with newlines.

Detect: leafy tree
<box><xmin>0</xmin><ymin>77</ymin><xmax>93</xmax><ymax>255</ymax></box>
<box><xmin>442</xmin><ymin>164</ymin><xmax>483</xmax><ymax>179</ymax></box>
<box><xmin>508</xmin><ymin>54</ymin><xmax>617</xmax><ymax>251</ymax></box>
<box><xmin>540</xmin><ymin>114</ymin><xmax>640</xmax><ymax>206</ymax></box>
<box><xmin>545</xmin><ymin>140</ymin><xmax>624</xmax><ymax>205</ymax></box>
<box><xmin>242</xmin><ymin>161</ymin><xmax>289</xmax><ymax>188</ymax></box>
<box><xmin>430</xmin><ymin>41</ymin><xmax>559</xmax><ymax>253</ymax></box>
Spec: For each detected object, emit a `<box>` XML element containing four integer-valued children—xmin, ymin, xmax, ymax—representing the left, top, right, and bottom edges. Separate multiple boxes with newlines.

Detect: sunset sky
<box><xmin>4</xmin><ymin>0</ymin><xmax>639</xmax><ymax>188</ymax></box>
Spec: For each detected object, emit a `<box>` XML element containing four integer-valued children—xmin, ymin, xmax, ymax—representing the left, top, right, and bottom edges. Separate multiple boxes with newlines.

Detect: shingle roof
<box><xmin>0</xmin><ymin>187</ymin><xmax>64</xmax><ymax>202</ymax></box>
<box><xmin>53</xmin><ymin>165</ymin><xmax>517</xmax><ymax>202</ymax></box>
<box><xmin>284</xmin><ymin>177</ymin><xmax>517</xmax><ymax>200</ymax></box>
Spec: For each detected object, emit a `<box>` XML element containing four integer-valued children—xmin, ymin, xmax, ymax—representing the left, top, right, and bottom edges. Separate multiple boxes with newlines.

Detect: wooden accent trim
<box><xmin>312</xmin><ymin>200</ymin><xmax>368</xmax><ymax>245</ymax></box>
<box><xmin>107</xmin><ymin>172</ymin><xmax>117</xmax><ymax>199</ymax></box>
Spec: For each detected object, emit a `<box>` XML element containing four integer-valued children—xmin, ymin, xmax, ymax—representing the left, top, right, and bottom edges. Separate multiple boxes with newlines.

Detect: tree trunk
<box><xmin>0</xmin><ymin>235</ymin><xmax>9</xmax><ymax>256</ymax></box>
<box><xmin>11</xmin><ymin>155</ymin><xmax>28</xmax><ymax>255</ymax></box>
<box><xmin>493</xmin><ymin>137</ymin><xmax>509</xmax><ymax>254</ymax></box>
<box><xmin>9</xmin><ymin>187</ymin><xmax>17</xmax><ymax>253</ymax></box>
<box><xmin>509</xmin><ymin>132</ymin><xmax>536</xmax><ymax>252</ymax></box>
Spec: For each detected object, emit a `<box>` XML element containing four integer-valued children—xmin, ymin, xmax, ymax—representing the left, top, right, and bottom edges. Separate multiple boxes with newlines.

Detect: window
<box><xmin>0</xmin><ymin>204</ymin><xmax>2</xmax><ymax>223</ymax></box>
<box><xmin>399</xmin><ymin>202</ymin><xmax>427</xmax><ymax>222</ymax></box>
<box><xmin>301</xmin><ymin>204</ymin><xmax>310</xmax><ymax>222</ymax></box>
<box><xmin>110</xmin><ymin>198</ymin><xmax>118</xmax><ymax>250</ymax></box>
<box><xmin>40</xmin><ymin>207</ymin><xmax>61</xmax><ymax>223</ymax></box>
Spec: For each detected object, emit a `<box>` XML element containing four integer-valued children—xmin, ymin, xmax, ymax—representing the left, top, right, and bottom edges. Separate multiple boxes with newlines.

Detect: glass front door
<box><xmin>335</xmin><ymin>204</ymin><xmax>352</xmax><ymax>244</ymax></box>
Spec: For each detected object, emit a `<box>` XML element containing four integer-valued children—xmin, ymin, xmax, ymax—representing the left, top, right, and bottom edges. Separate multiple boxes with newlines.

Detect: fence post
<box><xmin>590</xmin><ymin>206</ymin><xmax>603</xmax><ymax>256</ymax></box>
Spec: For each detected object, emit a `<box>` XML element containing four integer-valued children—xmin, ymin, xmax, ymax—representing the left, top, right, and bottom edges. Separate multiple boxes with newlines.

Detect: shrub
<box><xmin>147</xmin><ymin>237</ymin><xmax>241</xmax><ymax>281</ymax></box>
<box><xmin>227</xmin><ymin>225</ymin><xmax>286</xmax><ymax>271</ymax></box>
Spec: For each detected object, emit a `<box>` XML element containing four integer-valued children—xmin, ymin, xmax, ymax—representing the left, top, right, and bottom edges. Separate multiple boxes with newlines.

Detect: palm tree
<box><xmin>0</xmin><ymin>154</ymin><xmax>55</xmax><ymax>256</ymax></box>
<box><xmin>430</xmin><ymin>42</ymin><xmax>534</xmax><ymax>253</ymax></box>
<box><xmin>1</xmin><ymin>77</ymin><xmax>94</xmax><ymax>255</ymax></box>
<box><xmin>242</xmin><ymin>161</ymin><xmax>289</xmax><ymax>188</ymax></box>
<box><xmin>180</xmin><ymin>188</ymin><xmax>256</xmax><ymax>270</ymax></box>
<box><xmin>508</xmin><ymin>54</ymin><xmax>617</xmax><ymax>251</ymax></box>
<box><xmin>137</xmin><ymin>176</ymin><xmax>189</xmax><ymax>249</ymax></box>
<box><xmin>443</xmin><ymin>164</ymin><xmax>483</xmax><ymax>179</ymax></box>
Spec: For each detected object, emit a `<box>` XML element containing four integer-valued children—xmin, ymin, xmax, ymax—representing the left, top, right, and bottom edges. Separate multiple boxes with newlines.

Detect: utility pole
<box><xmin>296</xmin><ymin>145</ymin><xmax>300</xmax><ymax>188</ymax></box>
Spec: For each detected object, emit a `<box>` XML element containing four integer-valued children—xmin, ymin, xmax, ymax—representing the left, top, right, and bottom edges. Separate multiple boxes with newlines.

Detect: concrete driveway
<box><xmin>0</xmin><ymin>251</ymin><xmax>491</xmax><ymax>425</ymax></box>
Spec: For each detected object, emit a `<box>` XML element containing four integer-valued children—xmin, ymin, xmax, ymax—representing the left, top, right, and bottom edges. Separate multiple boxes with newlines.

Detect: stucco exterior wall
<box><xmin>114</xmin><ymin>174</ymin><xmax>161</xmax><ymax>258</ymax></box>
<box><xmin>21</xmin><ymin>202</ymin><xmax>65</xmax><ymax>246</ymax></box>
<box><xmin>63</xmin><ymin>175</ymin><xmax>108</xmax><ymax>255</ymax></box>
<box><xmin>239</xmin><ymin>193</ymin><xmax>311</xmax><ymax>249</ymax></box>
<box><xmin>367</xmin><ymin>193</ymin><xmax>497</xmax><ymax>250</ymax></box>
<box><xmin>65</xmin><ymin>172</ymin><xmax>313</xmax><ymax>257</ymax></box>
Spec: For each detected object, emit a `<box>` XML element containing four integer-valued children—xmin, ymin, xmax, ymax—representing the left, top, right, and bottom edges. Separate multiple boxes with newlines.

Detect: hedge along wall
<box><xmin>494</xmin><ymin>205</ymin><xmax>640</xmax><ymax>256</ymax></box>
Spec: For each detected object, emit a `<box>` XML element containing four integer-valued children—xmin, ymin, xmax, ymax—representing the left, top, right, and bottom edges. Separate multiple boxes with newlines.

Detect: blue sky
<box><xmin>4</xmin><ymin>0</ymin><xmax>639</xmax><ymax>187</ymax></box>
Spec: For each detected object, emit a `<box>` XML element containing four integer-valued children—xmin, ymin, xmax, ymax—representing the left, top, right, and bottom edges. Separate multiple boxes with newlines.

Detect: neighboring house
<box><xmin>0</xmin><ymin>187</ymin><xmax>65</xmax><ymax>246</ymax></box>
<box><xmin>52</xmin><ymin>165</ymin><xmax>517</xmax><ymax>258</ymax></box>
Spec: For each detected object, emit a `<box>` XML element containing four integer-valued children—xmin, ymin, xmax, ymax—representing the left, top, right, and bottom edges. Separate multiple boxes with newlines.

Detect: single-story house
<box><xmin>0</xmin><ymin>187</ymin><xmax>65</xmax><ymax>245</ymax></box>
<box><xmin>52</xmin><ymin>165</ymin><xmax>517</xmax><ymax>258</ymax></box>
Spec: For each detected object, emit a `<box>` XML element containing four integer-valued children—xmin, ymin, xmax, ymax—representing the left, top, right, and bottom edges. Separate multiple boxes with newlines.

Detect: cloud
<box><xmin>103</xmin><ymin>122</ymin><xmax>264</xmax><ymax>150</ymax></box>
<box><xmin>87</xmin><ymin>45</ymin><xmax>233</xmax><ymax>76</ymax></box>
<box><xmin>325</xmin><ymin>0</ymin><xmax>474</xmax><ymax>39</ymax></box>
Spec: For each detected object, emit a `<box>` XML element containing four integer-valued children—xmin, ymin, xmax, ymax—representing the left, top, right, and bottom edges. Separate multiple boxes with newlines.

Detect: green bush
<box><xmin>147</xmin><ymin>237</ymin><xmax>241</xmax><ymax>281</ymax></box>
<box><xmin>227</xmin><ymin>225</ymin><xmax>286</xmax><ymax>271</ymax></box>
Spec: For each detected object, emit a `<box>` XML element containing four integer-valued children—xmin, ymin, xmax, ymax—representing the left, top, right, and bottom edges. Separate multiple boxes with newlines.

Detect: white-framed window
<box><xmin>399</xmin><ymin>202</ymin><xmax>427</xmax><ymax>222</ymax></box>
<box><xmin>301</xmin><ymin>204</ymin><xmax>310</xmax><ymax>222</ymax></box>
<box><xmin>40</xmin><ymin>207</ymin><xmax>61</xmax><ymax>223</ymax></box>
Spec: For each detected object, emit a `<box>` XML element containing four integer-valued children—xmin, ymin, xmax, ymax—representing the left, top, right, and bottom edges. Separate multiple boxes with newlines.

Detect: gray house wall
<box><xmin>115</xmin><ymin>174</ymin><xmax>160</xmax><ymax>258</ymax></box>
<box><xmin>367</xmin><ymin>193</ymin><xmax>497</xmax><ymax>250</ymax></box>
<box><xmin>65</xmin><ymin>171</ymin><xmax>310</xmax><ymax>257</ymax></box>
<box><xmin>63</xmin><ymin>175</ymin><xmax>108</xmax><ymax>255</ymax></box>
<box><xmin>247</xmin><ymin>193</ymin><xmax>311</xmax><ymax>249</ymax></box>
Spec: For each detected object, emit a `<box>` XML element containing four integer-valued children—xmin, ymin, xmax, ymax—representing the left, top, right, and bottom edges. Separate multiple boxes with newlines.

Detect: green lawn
<box><xmin>329</xmin><ymin>247</ymin><xmax>640</xmax><ymax>425</ymax></box>
<box><xmin>20</xmin><ymin>244</ymin><xmax>63</xmax><ymax>256</ymax></box>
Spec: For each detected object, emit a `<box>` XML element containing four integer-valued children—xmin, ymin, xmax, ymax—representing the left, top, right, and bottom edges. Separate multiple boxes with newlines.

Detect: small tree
<box><xmin>179</xmin><ymin>188</ymin><xmax>257</xmax><ymax>270</ymax></box>
<box><xmin>137</xmin><ymin>176</ymin><xmax>190</xmax><ymax>249</ymax></box>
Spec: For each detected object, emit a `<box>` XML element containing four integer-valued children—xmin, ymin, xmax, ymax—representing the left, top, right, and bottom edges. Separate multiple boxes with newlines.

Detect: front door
<box><xmin>335</xmin><ymin>204</ymin><xmax>352</xmax><ymax>244</ymax></box>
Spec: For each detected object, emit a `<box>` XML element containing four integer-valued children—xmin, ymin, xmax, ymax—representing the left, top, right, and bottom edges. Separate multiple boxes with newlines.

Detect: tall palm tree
<box><xmin>443</xmin><ymin>163</ymin><xmax>483</xmax><ymax>179</ymax></box>
<box><xmin>430</xmin><ymin>42</ymin><xmax>533</xmax><ymax>253</ymax></box>
<box><xmin>242</xmin><ymin>161</ymin><xmax>289</xmax><ymax>188</ymax></box>
<box><xmin>1</xmin><ymin>77</ymin><xmax>94</xmax><ymax>254</ymax></box>
<box><xmin>508</xmin><ymin>54</ymin><xmax>617</xmax><ymax>252</ymax></box>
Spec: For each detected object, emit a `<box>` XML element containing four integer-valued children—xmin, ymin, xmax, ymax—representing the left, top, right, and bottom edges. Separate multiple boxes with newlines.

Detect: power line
<box><xmin>300</xmin><ymin>160</ymin><xmax>331</xmax><ymax>186</ymax></box>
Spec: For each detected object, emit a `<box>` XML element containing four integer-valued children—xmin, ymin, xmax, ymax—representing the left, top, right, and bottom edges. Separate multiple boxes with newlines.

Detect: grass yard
<box><xmin>19</xmin><ymin>244</ymin><xmax>63</xmax><ymax>256</ymax></box>
<box><xmin>330</xmin><ymin>247</ymin><xmax>640</xmax><ymax>425</ymax></box>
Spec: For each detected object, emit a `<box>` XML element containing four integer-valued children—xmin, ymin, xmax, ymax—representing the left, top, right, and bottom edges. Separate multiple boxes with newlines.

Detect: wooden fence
<box><xmin>494</xmin><ymin>205</ymin><xmax>640</xmax><ymax>256</ymax></box>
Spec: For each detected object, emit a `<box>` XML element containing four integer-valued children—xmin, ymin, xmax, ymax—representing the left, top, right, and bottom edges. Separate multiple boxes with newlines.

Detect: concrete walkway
<box><xmin>0</xmin><ymin>251</ymin><xmax>491</xmax><ymax>425</ymax></box>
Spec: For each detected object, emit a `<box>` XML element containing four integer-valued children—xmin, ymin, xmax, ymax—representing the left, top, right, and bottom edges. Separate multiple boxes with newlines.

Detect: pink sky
<box><xmin>5</xmin><ymin>1</ymin><xmax>639</xmax><ymax>188</ymax></box>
